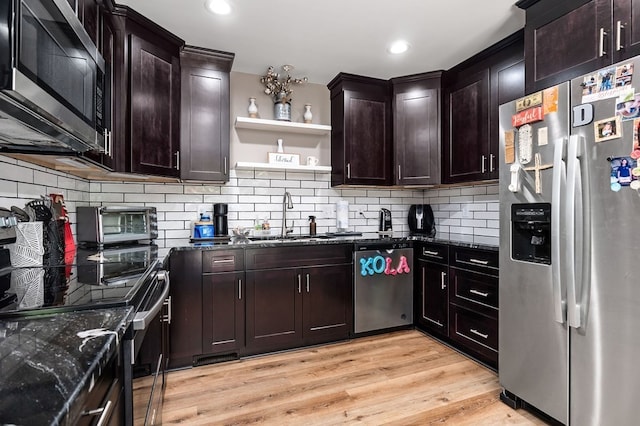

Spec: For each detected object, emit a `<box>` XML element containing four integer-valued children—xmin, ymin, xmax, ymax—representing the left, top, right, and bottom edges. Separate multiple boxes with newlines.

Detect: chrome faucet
<box><xmin>281</xmin><ymin>191</ymin><xmax>294</xmax><ymax>237</ymax></box>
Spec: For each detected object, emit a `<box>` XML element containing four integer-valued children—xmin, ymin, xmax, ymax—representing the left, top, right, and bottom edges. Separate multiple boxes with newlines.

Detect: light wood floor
<box><xmin>134</xmin><ymin>330</ymin><xmax>549</xmax><ymax>425</ymax></box>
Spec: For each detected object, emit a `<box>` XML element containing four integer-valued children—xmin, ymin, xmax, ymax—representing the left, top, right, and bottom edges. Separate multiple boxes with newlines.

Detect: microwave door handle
<box><xmin>133</xmin><ymin>272</ymin><xmax>170</xmax><ymax>331</ymax></box>
<box><xmin>551</xmin><ymin>137</ymin><xmax>567</xmax><ymax>324</ymax></box>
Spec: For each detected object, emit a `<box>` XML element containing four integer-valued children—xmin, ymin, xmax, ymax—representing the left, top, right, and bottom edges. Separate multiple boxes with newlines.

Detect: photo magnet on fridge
<box><xmin>615</xmin><ymin>90</ymin><xmax>640</xmax><ymax>121</ymax></box>
<box><xmin>594</xmin><ymin>116</ymin><xmax>622</xmax><ymax>142</ymax></box>
<box><xmin>609</xmin><ymin>156</ymin><xmax>637</xmax><ymax>191</ymax></box>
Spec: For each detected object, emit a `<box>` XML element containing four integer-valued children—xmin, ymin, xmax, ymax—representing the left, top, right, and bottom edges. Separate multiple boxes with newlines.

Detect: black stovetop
<box><xmin>0</xmin><ymin>244</ymin><xmax>161</xmax><ymax>318</ymax></box>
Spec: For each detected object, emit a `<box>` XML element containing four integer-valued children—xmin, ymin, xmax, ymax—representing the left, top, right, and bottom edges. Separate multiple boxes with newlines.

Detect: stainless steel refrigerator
<box><xmin>499</xmin><ymin>56</ymin><xmax>640</xmax><ymax>425</ymax></box>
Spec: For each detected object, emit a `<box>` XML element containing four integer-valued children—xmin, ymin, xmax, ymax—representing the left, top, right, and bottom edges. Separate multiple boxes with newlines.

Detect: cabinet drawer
<box><xmin>203</xmin><ymin>249</ymin><xmax>244</xmax><ymax>273</ymax></box>
<box><xmin>449</xmin><ymin>305</ymin><xmax>497</xmax><ymax>364</ymax></box>
<box><xmin>417</xmin><ymin>242</ymin><xmax>448</xmax><ymax>264</ymax></box>
<box><xmin>245</xmin><ymin>244</ymin><xmax>352</xmax><ymax>270</ymax></box>
<box><xmin>450</xmin><ymin>246</ymin><xmax>498</xmax><ymax>274</ymax></box>
<box><xmin>450</xmin><ymin>268</ymin><xmax>498</xmax><ymax>310</ymax></box>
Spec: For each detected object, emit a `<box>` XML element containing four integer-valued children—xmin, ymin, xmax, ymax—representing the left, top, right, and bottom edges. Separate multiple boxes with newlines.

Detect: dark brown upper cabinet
<box><xmin>518</xmin><ymin>0</ymin><xmax>640</xmax><ymax>93</ymax></box>
<box><xmin>109</xmin><ymin>6</ymin><xmax>184</xmax><ymax>178</ymax></box>
<box><xmin>328</xmin><ymin>73</ymin><xmax>393</xmax><ymax>186</ymax></box>
<box><xmin>391</xmin><ymin>72</ymin><xmax>442</xmax><ymax>186</ymax></box>
<box><xmin>442</xmin><ymin>31</ymin><xmax>524</xmax><ymax>184</ymax></box>
<box><xmin>180</xmin><ymin>46</ymin><xmax>234</xmax><ymax>182</ymax></box>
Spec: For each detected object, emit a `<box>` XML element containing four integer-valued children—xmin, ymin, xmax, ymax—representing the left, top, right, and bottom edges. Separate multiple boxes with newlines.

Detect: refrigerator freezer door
<box><xmin>498</xmin><ymin>82</ymin><xmax>570</xmax><ymax>425</ymax></box>
<box><xmin>569</xmin><ymin>61</ymin><xmax>640</xmax><ymax>426</ymax></box>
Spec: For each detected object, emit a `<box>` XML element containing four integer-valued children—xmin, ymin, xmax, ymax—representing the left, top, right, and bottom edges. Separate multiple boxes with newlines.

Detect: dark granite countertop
<box><xmin>169</xmin><ymin>233</ymin><xmax>498</xmax><ymax>253</ymax></box>
<box><xmin>0</xmin><ymin>307</ymin><xmax>133</xmax><ymax>425</ymax></box>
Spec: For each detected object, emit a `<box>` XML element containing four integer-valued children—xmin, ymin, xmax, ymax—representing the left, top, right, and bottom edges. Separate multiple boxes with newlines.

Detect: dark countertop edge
<box><xmin>0</xmin><ymin>306</ymin><xmax>135</xmax><ymax>426</ymax></box>
<box><xmin>168</xmin><ymin>234</ymin><xmax>498</xmax><ymax>253</ymax></box>
<box><xmin>57</xmin><ymin>307</ymin><xmax>134</xmax><ymax>425</ymax></box>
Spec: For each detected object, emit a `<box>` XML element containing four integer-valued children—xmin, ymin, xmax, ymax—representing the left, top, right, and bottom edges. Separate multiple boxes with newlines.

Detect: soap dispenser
<box><xmin>308</xmin><ymin>215</ymin><xmax>316</xmax><ymax>236</ymax></box>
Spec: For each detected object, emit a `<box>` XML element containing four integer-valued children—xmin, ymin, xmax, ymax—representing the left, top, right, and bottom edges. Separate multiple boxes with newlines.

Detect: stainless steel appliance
<box><xmin>0</xmin><ymin>247</ymin><xmax>169</xmax><ymax>426</ymax></box>
<box><xmin>0</xmin><ymin>0</ymin><xmax>107</xmax><ymax>153</ymax></box>
<box><xmin>408</xmin><ymin>204</ymin><xmax>436</xmax><ymax>237</ymax></box>
<box><xmin>77</xmin><ymin>206</ymin><xmax>158</xmax><ymax>246</ymax></box>
<box><xmin>499</xmin><ymin>57</ymin><xmax>640</xmax><ymax>425</ymax></box>
<box><xmin>354</xmin><ymin>240</ymin><xmax>413</xmax><ymax>333</ymax></box>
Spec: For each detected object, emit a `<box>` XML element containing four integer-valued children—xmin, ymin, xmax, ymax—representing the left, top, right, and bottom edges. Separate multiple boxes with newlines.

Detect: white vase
<box><xmin>277</xmin><ymin>138</ymin><xmax>284</xmax><ymax>153</ymax></box>
<box><xmin>303</xmin><ymin>104</ymin><xmax>313</xmax><ymax>123</ymax></box>
<box><xmin>248</xmin><ymin>98</ymin><xmax>258</xmax><ymax>118</ymax></box>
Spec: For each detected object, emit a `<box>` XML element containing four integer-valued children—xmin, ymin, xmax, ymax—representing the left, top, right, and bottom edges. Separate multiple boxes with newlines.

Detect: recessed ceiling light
<box><xmin>205</xmin><ymin>0</ymin><xmax>232</xmax><ymax>15</ymax></box>
<box><xmin>388</xmin><ymin>40</ymin><xmax>410</xmax><ymax>54</ymax></box>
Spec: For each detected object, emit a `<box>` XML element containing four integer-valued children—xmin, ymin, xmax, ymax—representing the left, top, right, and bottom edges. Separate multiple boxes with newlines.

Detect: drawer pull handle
<box><xmin>297</xmin><ymin>274</ymin><xmax>302</xmax><ymax>294</ymax></box>
<box><xmin>423</xmin><ymin>250</ymin><xmax>442</xmax><ymax>258</ymax></box>
<box><xmin>441</xmin><ymin>272</ymin><xmax>447</xmax><ymax>290</ymax></box>
<box><xmin>426</xmin><ymin>317</ymin><xmax>444</xmax><ymax>327</ymax></box>
<box><xmin>213</xmin><ymin>259</ymin><xmax>235</xmax><ymax>263</ymax></box>
<box><xmin>469</xmin><ymin>258</ymin><xmax>489</xmax><ymax>265</ymax></box>
<box><xmin>470</xmin><ymin>328</ymin><xmax>489</xmax><ymax>339</ymax></box>
<box><xmin>469</xmin><ymin>289</ymin><xmax>489</xmax><ymax>297</ymax></box>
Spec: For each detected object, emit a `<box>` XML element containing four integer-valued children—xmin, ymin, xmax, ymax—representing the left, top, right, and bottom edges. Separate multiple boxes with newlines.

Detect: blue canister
<box><xmin>193</xmin><ymin>214</ymin><xmax>215</xmax><ymax>238</ymax></box>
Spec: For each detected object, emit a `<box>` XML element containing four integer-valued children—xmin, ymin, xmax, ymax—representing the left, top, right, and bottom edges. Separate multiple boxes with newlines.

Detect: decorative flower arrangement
<box><xmin>260</xmin><ymin>65</ymin><xmax>308</xmax><ymax>104</ymax></box>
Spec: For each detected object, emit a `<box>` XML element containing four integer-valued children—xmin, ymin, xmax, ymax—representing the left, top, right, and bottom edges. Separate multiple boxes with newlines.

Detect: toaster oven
<box><xmin>76</xmin><ymin>206</ymin><xmax>158</xmax><ymax>246</ymax></box>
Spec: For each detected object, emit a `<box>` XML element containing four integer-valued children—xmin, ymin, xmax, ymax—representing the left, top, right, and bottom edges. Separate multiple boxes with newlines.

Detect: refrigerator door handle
<box><xmin>566</xmin><ymin>135</ymin><xmax>585</xmax><ymax>329</ymax></box>
<box><xmin>551</xmin><ymin>137</ymin><xmax>567</xmax><ymax>324</ymax></box>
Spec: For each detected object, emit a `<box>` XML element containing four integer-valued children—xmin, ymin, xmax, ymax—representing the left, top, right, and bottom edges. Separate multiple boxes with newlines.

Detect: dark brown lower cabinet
<box><xmin>245</xmin><ymin>268</ymin><xmax>303</xmax><ymax>354</ymax></box>
<box><xmin>417</xmin><ymin>258</ymin><xmax>449</xmax><ymax>337</ymax></box>
<box><xmin>415</xmin><ymin>243</ymin><xmax>499</xmax><ymax>369</ymax></box>
<box><xmin>302</xmin><ymin>264</ymin><xmax>353</xmax><ymax>345</ymax></box>
<box><xmin>167</xmin><ymin>250</ymin><xmax>202</xmax><ymax>370</ymax></box>
<box><xmin>448</xmin><ymin>249</ymin><xmax>499</xmax><ymax>368</ymax></box>
<box><xmin>202</xmin><ymin>271</ymin><xmax>244</xmax><ymax>356</ymax></box>
<box><xmin>244</xmin><ymin>245</ymin><xmax>353</xmax><ymax>355</ymax></box>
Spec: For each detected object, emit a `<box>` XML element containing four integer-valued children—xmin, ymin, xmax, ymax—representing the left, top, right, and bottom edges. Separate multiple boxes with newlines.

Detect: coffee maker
<box><xmin>213</xmin><ymin>203</ymin><xmax>228</xmax><ymax>236</ymax></box>
<box><xmin>408</xmin><ymin>204</ymin><xmax>436</xmax><ymax>237</ymax></box>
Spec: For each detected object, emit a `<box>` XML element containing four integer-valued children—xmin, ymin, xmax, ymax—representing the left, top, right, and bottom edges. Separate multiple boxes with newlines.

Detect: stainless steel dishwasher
<box><xmin>354</xmin><ymin>240</ymin><xmax>413</xmax><ymax>334</ymax></box>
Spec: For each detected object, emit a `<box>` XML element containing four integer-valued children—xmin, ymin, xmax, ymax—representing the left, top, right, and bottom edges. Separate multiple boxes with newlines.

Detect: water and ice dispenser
<box><xmin>511</xmin><ymin>203</ymin><xmax>551</xmax><ymax>264</ymax></box>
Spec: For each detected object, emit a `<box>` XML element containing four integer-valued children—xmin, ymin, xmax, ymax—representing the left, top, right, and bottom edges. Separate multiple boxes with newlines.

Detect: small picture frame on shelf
<box><xmin>268</xmin><ymin>152</ymin><xmax>300</xmax><ymax>165</ymax></box>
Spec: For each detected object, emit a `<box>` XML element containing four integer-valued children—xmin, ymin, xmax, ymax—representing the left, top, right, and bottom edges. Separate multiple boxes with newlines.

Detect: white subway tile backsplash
<box><xmin>145</xmin><ymin>184</ymin><xmax>184</xmax><ymax>194</ymax></box>
<box><xmin>91</xmin><ymin>192</ymin><xmax>125</xmax><ymax>203</ymax></box>
<box><xmin>0</xmin><ymin>153</ymin><xmax>504</xmax><ymax>249</ymax></box>
<box><xmin>237</xmin><ymin>178</ymin><xmax>270</xmax><ymax>187</ymax></box>
<box><xmin>0</xmin><ymin>181</ymin><xmax>17</xmax><ymax>198</ymax></box>
<box><xmin>460</xmin><ymin>186</ymin><xmax>487</xmax><ymax>196</ymax></box>
<box><xmin>102</xmin><ymin>183</ymin><xmax>144</xmax><ymax>193</ymax></box>
<box><xmin>474</xmin><ymin>211</ymin><xmax>499</xmax><ymax>220</ymax></box>
<box><xmin>255</xmin><ymin>171</ymin><xmax>286</xmax><ymax>180</ymax></box>
<box><xmin>166</xmin><ymin>194</ymin><xmax>204</xmax><ymax>203</ymax></box>
<box><xmin>125</xmin><ymin>193</ymin><xmax>165</xmax><ymax>203</ymax></box>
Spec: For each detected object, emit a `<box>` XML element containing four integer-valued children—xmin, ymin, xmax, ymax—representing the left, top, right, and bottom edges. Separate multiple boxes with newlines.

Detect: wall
<box><xmin>230</xmin><ymin>71</ymin><xmax>332</xmax><ymax>166</ymax></box>
<box><xmin>0</xmin><ymin>71</ymin><xmax>500</xmax><ymax>251</ymax></box>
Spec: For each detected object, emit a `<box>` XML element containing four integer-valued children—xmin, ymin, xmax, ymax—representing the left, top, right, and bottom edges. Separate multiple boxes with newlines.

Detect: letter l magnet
<box><xmin>572</xmin><ymin>104</ymin><xmax>594</xmax><ymax>127</ymax></box>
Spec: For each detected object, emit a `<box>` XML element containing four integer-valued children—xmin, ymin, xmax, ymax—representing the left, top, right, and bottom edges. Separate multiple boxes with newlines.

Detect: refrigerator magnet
<box><xmin>615</xmin><ymin>63</ymin><xmax>633</xmax><ymax>87</ymax></box>
<box><xmin>615</xmin><ymin>90</ymin><xmax>640</xmax><ymax>121</ymax></box>
<box><xmin>610</xmin><ymin>156</ymin><xmax>637</xmax><ymax>190</ymax></box>
<box><xmin>594</xmin><ymin>116</ymin><xmax>622</xmax><ymax>142</ymax></box>
<box><xmin>504</xmin><ymin>130</ymin><xmax>515</xmax><ymax>164</ymax></box>
<box><xmin>542</xmin><ymin>86</ymin><xmax>558</xmax><ymax>114</ymax></box>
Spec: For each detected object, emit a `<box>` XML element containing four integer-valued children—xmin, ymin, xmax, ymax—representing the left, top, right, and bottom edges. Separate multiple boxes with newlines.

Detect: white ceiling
<box><xmin>116</xmin><ymin>0</ymin><xmax>525</xmax><ymax>85</ymax></box>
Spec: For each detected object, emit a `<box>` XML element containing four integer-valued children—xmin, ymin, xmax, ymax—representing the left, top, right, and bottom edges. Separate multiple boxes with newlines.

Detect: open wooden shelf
<box><xmin>234</xmin><ymin>117</ymin><xmax>331</xmax><ymax>136</ymax></box>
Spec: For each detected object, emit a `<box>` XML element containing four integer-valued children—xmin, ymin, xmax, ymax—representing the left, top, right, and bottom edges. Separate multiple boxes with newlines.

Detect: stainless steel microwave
<box><xmin>0</xmin><ymin>0</ymin><xmax>106</xmax><ymax>153</ymax></box>
<box><xmin>77</xmin><ymin>206</ymin><xmax>158</xmax><ymax>246</ymax></box>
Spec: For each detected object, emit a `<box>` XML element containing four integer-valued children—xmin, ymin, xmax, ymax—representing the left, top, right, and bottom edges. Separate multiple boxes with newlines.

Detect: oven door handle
<box><xmin>133</xmin><ymin>271</ymin><xmax>170</xmax><ymax>331</ymax></box>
